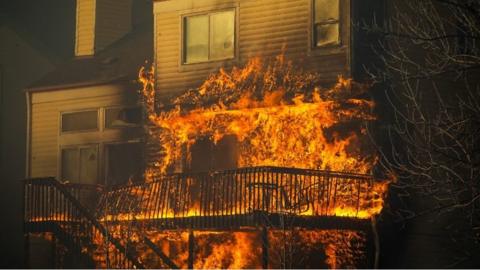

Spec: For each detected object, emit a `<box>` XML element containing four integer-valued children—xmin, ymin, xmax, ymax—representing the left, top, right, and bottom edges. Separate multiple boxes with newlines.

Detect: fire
<box><xmin>125</xmin><ymin>54</ymin><xmax>389</xmax><ymax>268</ymax></box>
<box><xmin>135</xmin><ymin>54</ymin><xmax>389</xmax><ymax>269</ymax></box>
<box><xmin>193</xmin><ymin>231</ymin><xmax>261</xmax><ymax>269</ymax></box>
<box><xmin>141</xmin><ymin>55</ymin><xmax>377</xmax><ymax>175</ymax></box>
<box><xmin>26</xmin><ymin>54</ymin><xmax>391</xmax><ymax>269</ymax></box>
<box><xmin>137</xmin><ymin>54</ymin><xmax>389</xmax><ymax>219</ymax></box>
<box><xmin>269</xmin><ymin>229</ymin><xmax>367</xmax><ymax>269</ymax></box>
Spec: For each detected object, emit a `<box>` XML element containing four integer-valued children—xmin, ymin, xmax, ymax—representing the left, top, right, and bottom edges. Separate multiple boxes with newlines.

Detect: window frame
<box><xmin>310</xmin><ymin>0</ymin><xmax>343</xmax><ymax>50</ymax></box>
<box><xmin>60</xmin><ymin>108</ymin><xmax>100</xmax><ymax>134</ymax></box>
<box><xmin>104</xmin><ymin>105</ymin><xmax>143</xmax><ymax>130</ymax></box>
<box><xmin>181</xmin><ymin>8</ymin><xmax>238</xmax><ymax>65</ymax></box>
<box><xmin>59</xmin><ymin>143</ymin><xmax>99</xmax><ymax>184</ymax></box>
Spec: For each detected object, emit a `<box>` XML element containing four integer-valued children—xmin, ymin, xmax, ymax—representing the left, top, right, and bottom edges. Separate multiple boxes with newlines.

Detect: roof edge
<box><xmin>25</xmin><ymin>76</ymin><xmax>133</xmax><ymax>93</ymax></box>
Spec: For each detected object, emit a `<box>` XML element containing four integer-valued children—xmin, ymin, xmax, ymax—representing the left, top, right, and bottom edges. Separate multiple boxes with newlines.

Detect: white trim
<box><xmin>178</xmin><ymin>5</ymin><xmax>239</xmax><ymax>72</ymax></box>
<box><xmin>181</xmin><ymin>8</ymin><xmax>237</xmax><ymax>65</ymax></box>
<box><xmin>59</xmin><ymin>108</ymin><xmax>100</xmax><ymax>135</ymax></box>
<box><xmin>58</xmin><ymin>143</ymin><xmax>100</xmax><ymax>184</ymax></box>
<box><xmin>154</xmin><ymin>0</ymin><xmax>244</xmax><ymax>13</ymax></box>
<box><xmin>104</xmin><ymin>105</ymin><xmax>143</xmax><ymax>130</ymax></box>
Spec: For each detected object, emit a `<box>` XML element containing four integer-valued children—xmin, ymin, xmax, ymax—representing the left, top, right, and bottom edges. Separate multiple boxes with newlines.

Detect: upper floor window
<box><xmin>105</xmin><ymin>107</ymin><xmax>142</xmax><ymax>129</ymax></box>
<box><xmin>313</xmin><ymin>0</ymin><xmax>340</xmax><ymax>47</ymax></box>
<box><xmin>183</xmin><ymin>10</ymin><xmax>235</xmax><ymax>64</ymax></box>
<box><xmin>61</xmin><ymin>110</ymin><xmax>98</xmax><ymax>133</ymax></box>
<box><xmin>61</xmin><ymin>106</ymin><xmax>142</xmax><ymax>134</ymax></box>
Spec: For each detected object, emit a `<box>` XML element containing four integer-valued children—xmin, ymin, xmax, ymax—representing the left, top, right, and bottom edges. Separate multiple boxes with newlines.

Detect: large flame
<box><xmin>128</xmin><ymin>55</ymin><xmax>388</xmax><ymax>268</ymax></box>
<box><xmin>30</xmin><ymin>55</ymin><xmax>390</xmax><ymax>269</ymax></box>
<box><xmin>141</xmin><ymin>55</ymin><xmax>377</xmax><ymax>175</ymax></box>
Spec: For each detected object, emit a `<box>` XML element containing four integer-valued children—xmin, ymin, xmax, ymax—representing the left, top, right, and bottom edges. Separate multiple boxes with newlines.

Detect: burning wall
<box><xmin>130</xmin><ymin>54</ymin><xmax>389</xmax><ymax>268</ymax></box>
<box><xmin>141</xmin><ymin>54</ymin><xmax>378</xmax><ymax>175</ymax></box>
<box><xmin>26</xmin><ymin>54</ymin><xmax>390</xmax><ymax>269</ymax></box>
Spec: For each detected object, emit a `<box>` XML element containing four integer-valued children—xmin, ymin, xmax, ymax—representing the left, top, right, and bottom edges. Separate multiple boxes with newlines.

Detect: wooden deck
<box><xmin>25</xmin><ymin>166</ymin><xmax>383</xmax><ymax>230</ymax></box>
<box><xmin>23</xmin><ymin>167</ymin><xmax>384</xmax><ymax>268</ymax></box>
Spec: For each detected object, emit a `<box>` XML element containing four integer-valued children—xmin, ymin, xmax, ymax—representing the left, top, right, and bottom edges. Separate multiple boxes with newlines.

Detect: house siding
<box><xmin>153</xmin><ymin>0</ymin><xmax>351</xmax><ymax>96</ymax></box>
<box><xmin>75</xmin><ymin>0</ymin><xmax>132</xmax><ymax>56</ymax></box>
<box><xmin>28</xmin><ymin>84</ymin><xmax>139</xmax><ymax>180</ymax></box>
<box><xmin>75</xmin><ymin>0</ymin><xmax>96</xmax><ymax>56</ymax></box>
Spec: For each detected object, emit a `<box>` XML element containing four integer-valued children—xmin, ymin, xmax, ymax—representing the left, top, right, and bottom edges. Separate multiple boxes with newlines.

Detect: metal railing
<box><xmin>24</xmin><ymin>178</ymin><xmax>144</xmax><ymax>269</ymax></box>
<box><xmin>97</xmin><ymin>166</ymin><xmax>382</xmax><ymax>223</ymax></box>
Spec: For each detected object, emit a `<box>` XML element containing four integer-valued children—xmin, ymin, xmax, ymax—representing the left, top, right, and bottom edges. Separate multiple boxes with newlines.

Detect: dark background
<box><xmin>0</xmin><ymin>0</ymin><xmax>75</xmax><ymax>267</ymax></box>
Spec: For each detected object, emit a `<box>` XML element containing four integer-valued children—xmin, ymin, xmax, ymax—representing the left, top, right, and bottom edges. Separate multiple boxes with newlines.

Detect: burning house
<box><xmin>24</xmin><ymin>0</ymin><xmax>389</xmax><ymax>268</ymax></box>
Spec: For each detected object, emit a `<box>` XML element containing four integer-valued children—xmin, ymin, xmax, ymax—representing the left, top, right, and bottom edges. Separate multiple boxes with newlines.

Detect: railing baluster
<box><xmin>200</xmin><ymin>173</ymin><xmax>205</xmax><ymax>219</ymax></box>
<box><xmin>211</xmin><ymin>173</ymin><xmax>216</xmax><ymax>218</ymax></box>
<box><xmin>25</xmin><ymin>168</ymin><xmax>383</xmax><ymax>268</ymax></box>
<box><xmin>234</xmin><ymin>171</ymin><xmax>238</xmax><ymax>217</ymax></box>
<box><xmin>356</xmin><ymin>179</ymin><xmax>361</xmax><ymax>217</ymax></box>
<box><xmin>152</xmin><ymin>181</ymin><xmax>161</xmax><ymax>220</ymax></box>
<box><xmin>159</xmin><ymin>178</ymin><xmax>167</xmax><ymax>221</ymax></box>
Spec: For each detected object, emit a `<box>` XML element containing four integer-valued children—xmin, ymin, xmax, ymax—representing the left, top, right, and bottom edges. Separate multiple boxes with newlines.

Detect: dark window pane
<box><xmin>105</xmin><ymin>107</ymin><xmax>142</xmax><ymax>128</ymax></box>
<box><xmin>211</xmin><ymin>10</ymin><xmax>235</xmax><ymax>60</ymax></box>
<box><xmin>314</xmin><ymin>0</ymin><xmax>339</xmax><ymax>22</ymax></box>
<box><xmin>61</xmin><ymin>148</ymin><xmax>78</xmax><ymax>182</ymax></box>
<box><xmin>79</xmin><ymin>146</ymin><xmax>98</xmax><ymax>185</ymax></box>
<box><xmin>185</xmin><ymin>15</ymin><xmax>209</xmax><ymax>63</ymax></box>
<box><xmin>61</xmin><ymin>110</ymin><xmax>98</xmax><ymax>132</ymax></box>
<box><xmin>106</xmin><ymin>143</ymin><xmax>144</xmax><ymax>185</ymax></box>
<box><xmin>315</xmin><ymin>23</ymin><xmax>339</xmax><ymax>47</ymax></box>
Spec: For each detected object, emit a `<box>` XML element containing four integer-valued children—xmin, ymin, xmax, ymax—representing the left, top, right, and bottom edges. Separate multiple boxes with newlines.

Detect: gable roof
<box><xmin>27</xmin><ymin>22</ymin><xmax>153</xmax><ymax>92</ymax></box>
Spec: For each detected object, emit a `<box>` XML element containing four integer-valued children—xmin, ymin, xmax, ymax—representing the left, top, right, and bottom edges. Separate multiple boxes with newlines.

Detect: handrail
<box><xmin>24</xmin><ymin>177</ymin><xmax>144</xmax><ymax>269</ymax></box>
<box><xmin>98</xmin><ymin>166</ymin><xmax>386</xmax><ymax>223</ymax></box>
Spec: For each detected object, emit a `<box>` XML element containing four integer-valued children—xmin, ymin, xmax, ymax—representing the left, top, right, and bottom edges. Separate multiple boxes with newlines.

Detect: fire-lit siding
<box><xmin>153</xmin><ymin>0</ymin><xmax>351</xmax><ymax>96</ymax></box>
<box><xmin>75</xmin><ymin>0</ymin><xmax>96</xmax><ymax>56</ymax></box>
<box><xmin>28</xmin><ymin>84</ymin><xmax>137</xmax><ymax>179</ymax></box>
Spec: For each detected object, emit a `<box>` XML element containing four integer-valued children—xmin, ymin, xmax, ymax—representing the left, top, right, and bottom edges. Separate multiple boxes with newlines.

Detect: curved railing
<box><xmin>96</xmin><ymin>166</ymin><xmax>386</xmax><ymax>226</ymax></box>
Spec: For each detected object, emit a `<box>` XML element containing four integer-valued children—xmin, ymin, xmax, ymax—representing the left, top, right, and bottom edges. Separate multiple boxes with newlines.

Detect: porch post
<box><xmin>188</xmin><ymin>230</ymin><xmax>195</xmax><ymax>269</ymax></box>
<box><xmin>261</xmin><ymin>226</ymin><xmax>269</xmax><ymax>269</ymax></box>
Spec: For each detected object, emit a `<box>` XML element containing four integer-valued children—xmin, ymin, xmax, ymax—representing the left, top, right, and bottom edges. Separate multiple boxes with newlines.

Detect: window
<box><xmin>61</xmin><ymin>145</ymin><xmax>99</xmax><ymax>184</ymax></box>
<box><xmin>184</xmin><ymin>10</ymin><xmax>235</xmax><ymax>64</ymax></box>
<box><xmin>105</xmin><ymin>143</ymin><xmax>144</xmax><ymax>185</ymax></box>
<box><xmin>313</xmin><ymin>0</ymin><xmax>340</xmax><ymax>47</ymax></box>
<box><xmin>61</xmin><ymin>110</ymin><xmax>98</xmax><ymax>132</ymax></box>
<box><xmin>105</xmin><ymin>107</ymin><xmax>142</xmax><ymax>129</ymax></box>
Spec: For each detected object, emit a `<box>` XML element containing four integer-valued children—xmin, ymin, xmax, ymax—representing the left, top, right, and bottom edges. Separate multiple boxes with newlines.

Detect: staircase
<box><xmin>24</xmin><ymin>168</ymin><xmax>386</xmax><ymax>268</ymax></box>
<box><xmin>24</xmin><ymin>178</ymin><xmax>176</xmax><ymax>268</ymax></box>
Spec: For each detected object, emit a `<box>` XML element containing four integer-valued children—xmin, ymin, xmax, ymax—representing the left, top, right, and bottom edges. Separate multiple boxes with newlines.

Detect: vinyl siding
<box><xmin>153</xmin><ymin>0</ymin><xmax>351</xmax><ymax>96</ymax></box>
<box><xmin>75</xmin><ymin>0</ymin><xmax>132</xmax><ymax>56</ymax></box>
<box><xmin>75</xmin><ymin>0</ymin><xmax>96</xmax><ymax>56</ymax></box>
<box><xmin>29</xmin><ymin>84</ymin><xmax>140</xmax><ymax>179</ymax></box>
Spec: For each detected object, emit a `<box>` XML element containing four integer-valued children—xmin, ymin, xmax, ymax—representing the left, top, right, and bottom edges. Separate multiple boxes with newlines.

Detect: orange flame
<box><xmin>142</xmin><ymin>56</ymin><xmax>378</xmax><ymax>176</ymax></box>
<box><xmin>92</xmin><ymin>54</ymin><xmax>393</xmax><ymax>269</ymax></box>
